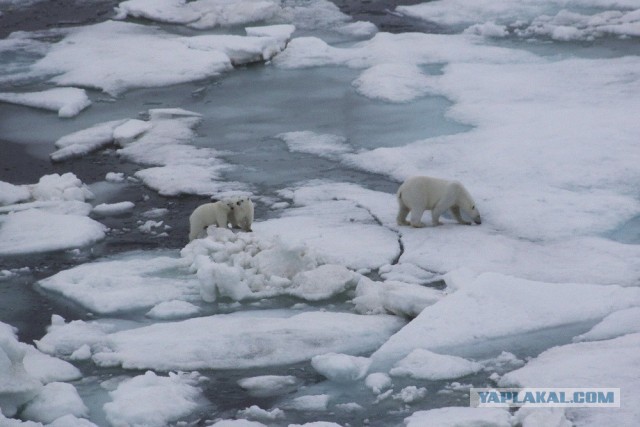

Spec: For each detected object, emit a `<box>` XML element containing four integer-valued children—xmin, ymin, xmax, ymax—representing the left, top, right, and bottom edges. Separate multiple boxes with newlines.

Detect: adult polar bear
<box><xmin>397</xmin><ymin>176</ymin><xmax>481</xmax><ymax>228</ymax></box>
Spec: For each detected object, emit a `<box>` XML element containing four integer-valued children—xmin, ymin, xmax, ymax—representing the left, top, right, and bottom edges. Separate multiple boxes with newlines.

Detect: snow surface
<box><xmin>390</xmin><ymin>349</ymin><xmax>482</xmax><ymax>381</ymax></box>
<box><xmin>2</xmin><ymin>0</ymin><xmax>640</xmax><ymax>425</ymax></box>
<box><xmin>405</xmin><ymin>407</ymin><xmax>512</xmax><ymax>427</ymax></box>
<box><xmin>21</xmin><ymin>382</ymin><xmax>88</xmax><ymax>424</ymax></box>
<box><xmin>0</xmin><ymin>88</ymin><xmax>90</xmax><ymax>117</ymax></box>
<box><xmin>103</xmin><ymin>371</ymin><xmax>205</xmax><ymax>427</ymax></box>
<box><xmin>399</xmin><ymin>0</ymin><xmax>640</xmax><ymax>40</ymax></box>
<box><xmin>91</xmin><ymin>311</ymin><xmax>404</xmax><ymax>370</ymax></box>
<box><xmin>31</xmin><ymin>21</ymin><xmax>293</xmax><ymax>95</ymax></box>
<box><xmin>501</xmin><ymin>333</ymin><xmax>640</xmax><ymax>426</ymax></box>
<box><xmin>38</xmin><ymin>251</ymin><xmax>198</xmax><ymax>314</ymax></box>
<box><xmin>573</xmin><ymin>307</ymin><xmax>640</xmax><ymax>342</ymax></box>
<box><xmin>370</xmin><ymin>271</ymin><xmax>640</xmax><ymax>370</ymax></box>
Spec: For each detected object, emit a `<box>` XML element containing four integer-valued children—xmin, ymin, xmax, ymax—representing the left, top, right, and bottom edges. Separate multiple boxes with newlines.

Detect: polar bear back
<box><xmin>398</xmin><ymin>176</ymin><xmax>464</xmax><ymax>210</ymax></box>
<box><xmin>188</xmin><ymin>201</ymin><xmax>231</xmax><ymax>241</ymax></box>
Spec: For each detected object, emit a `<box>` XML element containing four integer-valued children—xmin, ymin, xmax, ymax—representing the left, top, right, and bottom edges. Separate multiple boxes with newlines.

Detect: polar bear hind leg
<box><xmin>396</xmin><ymin>195</ymin><xmax>411</xmax><ymax>226</ymax></box>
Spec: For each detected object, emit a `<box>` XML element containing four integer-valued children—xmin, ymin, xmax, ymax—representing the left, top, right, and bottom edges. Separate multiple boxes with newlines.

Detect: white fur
<box><xmin>188</xmin><ymin>201</ymin><xmax>233</xmax><ymax>241</ymax></box>
<box><xmin>396</xmin><ymin>176</ymin><xmax>481</xmax><ymax>228</ymax></box>
<box><xmin>229</xmin><ymin>196</ymin><xmax>254</xmax><ymax>232</ymax></box>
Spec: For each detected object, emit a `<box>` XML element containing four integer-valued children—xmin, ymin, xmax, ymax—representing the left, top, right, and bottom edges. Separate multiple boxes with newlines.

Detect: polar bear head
<box><xmin>230</xmin><ymin>196</ymin><xmax>254</xmax><ymax>232</ymax></box>
<box><xmin>458</xmin><ymin>188</ymin><xmax>481</xmax><ymax>225</ymax></box>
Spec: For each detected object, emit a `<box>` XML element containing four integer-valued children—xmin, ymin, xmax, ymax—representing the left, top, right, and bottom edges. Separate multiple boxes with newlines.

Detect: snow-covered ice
<box><xmin>91</xmin><ymin>311</ymin><xmax>404</xmax><ymax>371</ymax></box>
<box><xmin>2</xmin><ymin>0</ymin><xmax>640</xmax><ymax>424</ymax></box>
<box><xmin>237</xmin><ymin>375</ymin><xmax>300</xmax><ymax>397</ymax></box>
<box><xmin>103</xmin><ymin>371</ymin><xmax>206</xmax><ymax>427</ymax></box>
<box><xmin>389</xmin><ymin>349</ymin><xmax>482</xmax><ymax>381</ymax></box>
<box><xmin>38</xmin><ymin>251</ymin><xmax>198</xmax><ymax>314</ymax></box>
<box><xmin>501</xmin><ymin>333</ymin><xmax>640</xmax><ymax>426</ymax></box>
<box><xmin>30</xmin><ymin>21</ymin><xmax>293</xmax><ymax>95</ymax></box>
<box><xmin>0</xmin><ymin>87</ymin><xmax>90</xmax><ymax>117</ymax></box>
<box><xmin>370</xmin><ymin>271</ymin><xmax>640</xmax><ymax>370</ymax></box>
<box><xmin>405</xmin><ymin>407</ymin><xmax>512</xmax><ymax>427</ymax></box>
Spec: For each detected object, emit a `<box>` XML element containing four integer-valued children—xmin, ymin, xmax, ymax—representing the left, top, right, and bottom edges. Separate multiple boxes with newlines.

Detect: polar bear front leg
<box><xmin>432</xmin><ymin>189</ymin><xmax>457</xmax><ymax>226</ymax></box>
<box><xmin>410</xmin><ymin>208</ymin><xmax>426</xmax><ymax>228</ymax></box>
<box><xmin>450</xmin><ymin>206</ymin><xmax>471</xmax><ymax>225</ymax></box>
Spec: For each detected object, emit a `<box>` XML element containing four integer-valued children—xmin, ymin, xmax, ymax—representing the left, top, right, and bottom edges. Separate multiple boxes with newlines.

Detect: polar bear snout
<box><xmin>474</xmin><ymin>216</ymin><xmax>482</xmax><ymax>225</ymax></box>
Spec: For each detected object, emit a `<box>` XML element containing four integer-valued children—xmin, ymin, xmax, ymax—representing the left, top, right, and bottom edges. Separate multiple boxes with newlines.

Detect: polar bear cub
<box><xmin>188</xmin><ymin>200</ymin><xmax>234</xmax><ymax>241</ymax></box>
<box><xmin>397</xmin><ymin>176</ymin><xmax>481</xmax><ymax>228</ymax></box>
<box><xmin>229</xmin><ymin>196</ymin><xmax>254</xmax><ymax>232</ymax></box>
<box><xmin>188</xmin><ymin>196</ymin><xmax>255</xmax><ymax>240</ymax></box>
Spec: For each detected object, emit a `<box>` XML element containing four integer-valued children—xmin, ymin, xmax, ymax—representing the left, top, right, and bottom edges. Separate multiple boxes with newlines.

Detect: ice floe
<box><xmin>352</xmin><ymin>63</ymin><xmax>436</xmax><ymax>103</ymax></box>
<box><xmin>405</xmin><ymin>407</ymin><xmax>512</xmax><ymax>427</ymax></box>
<box><xmin>91</xmin><ymin>201</ymin><xmax>134</xmax><ymax>216</ymax></box>
<box><xmin>370</xmin><ymin>271</ymin><xmax>640</xmax><ymax>370</ymax></box>
<box><xmin>389</xmin><ymin>349</ymin><xmax>482</xmax><ymax>381</ymax></box>
<box><xmin>86</xmin><ymin>310</ymin><xmax>403</xmax><ymax>371</ymax></box>
<box><xmin>38</xmin><ymin>251</ymin><xmax>198</xmax><ymax>315</ymax></box>
<box><xmin>573</xmin><ymin>307</ymin><xmax>640</xmax><ymax>342</ymax></box>
<box><xmin>0</xmin><ymin>321</ymin><xmax>88</xmax><ymax>423</ymax></box>
<box><xmin>398</xmin><ymin>0</ymin><xmax>640</xmax><ymax>41</ymax></box>
<box><xmin>501</xmin><ymin>333</ymin><xmax>640</xmax><ymax>426</ymax></box>
<box><xmin>237</xmin><ymin>375</ymin><xmax>300</xmax><ymax>397</ymax></box>
<box><xmin>103</xmin><ymin>371</ymin><xmax>206</xmax><ymax>427</ymax></box>
<box><xmin>21</xmin><ymin>382</ymin><xmax>88</xmax><ymax>424</ymax></box>
<box><xmin>311</xmin><ymin>353</ymin><xmax>371</xmax><ymax>383</ymax></box>
<box><xmin>30</xmin><ymin>20</ymin><xmax>293</xmax><ymax>95</ymax></box>
<box><xmin>0</xmin><ymin>87</ymin><xmax>90</xmax><ymax>117</ymax></box>
<box><xmin>276</xmin><ymin>131</ymin><xmax>353</xmax><ymax>159</ymax></box>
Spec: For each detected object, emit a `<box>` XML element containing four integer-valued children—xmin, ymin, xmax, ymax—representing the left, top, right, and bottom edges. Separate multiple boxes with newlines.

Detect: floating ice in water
<box><xmin>353</xmin><ymin>276</ymin><xmax>443</xmax><ymax>318</ymax></box>
<box><xmin>145</xmin><ymin>300</ymin><xmax>201</xmax><ymax>320</ymax></box>
<box><xmin>0</xmin><ymin>181</ymin><xmax>30</xmax><ymax>206</ymax></box>
<box><xmin>276</xmin><ymin>131</ymin><xmax>352</xmax><ymax>159</ymax></box>
<box><xmin>114</xmin><ymin>0</ymin><xmax>281</xmax><ymax>29</ymax></box>
<box><xmin>0</xmin><ymin>87</ymin><xmax>90</xmax><ymax>117</ymax></box>
<box><xmin>392</xmin><ymin>386</ymin><xmax>427</xmax><ymax>404</ymax></box>
<box><xmin>21</xmin><ymin>382</ymin><xmax>88</xmax><ymax>424</ymax></box>
<box><xmin>90</xmin><ymin>310</ymin><xmax>404</xmax><ymax>371</ymax></box>
<box><xmin>352</xmin><ymin>63</ymin><xmax>437</xmax><ymax>103</ymax></box>
<box><xmin>34</xmin><ymin>315</ymin><xmax>112</xmax><ymax>358</ymax></box>
<box><xmin>0</xmin><ymin>323</ymin><xmax>42</xmax><ymax>418</ymax></box>
<box><xmin>0</xmin><ymin>321</ymin><xmax>87</xmax><ymax>422</ymax></box>
<box><xmin>573</xmin><ymin>307</ymin><xmax>640</xmax><ymax>343</ymax></box>
<box><xmin>285</xmin><ymin>394</ymin><xmax>331</xmax><ymax>412</ymax></box>
<box><xmin>311</xmin><ymin>353</ymin><xmax>371</xmax><ymax>382</ymax></box>
<box><xmin>51</xmin><ymin>108</ymin><xmax>246</xmax><ymax>196</ymax></box>
<box><xmin>404</xmin><ymin>407</ymin><xmax>512</xmax><ymax>427</ymax></box>
<box><xmin>104</xmin><ymin>172</ymin><xmax>125</xmax><ymax>183</ymax></box>
<box><xmin>390</xmin><ymin>349</ymin><xmax>482</xmax><ymax>381</ymax></box>
<box><xmin>0</xmin><ymin>209</ymin><xmax>105</xmax><ymax>256</ymax></box>
<box><xmin>399</xmin><ymin>0</ymin><xmax>640</xmax><ymax>40</ymax></box>
<box><xmin>22</xmin><ymin>347</ymin><xmax>81</xmax><ymax>384</ymax></box>
<box><xmin>92</xmin><ymin>201</ymin><xmax>135</xmax><ymax>216</ymax></box>
<box><xmin>51</xmin><ymin>120</ymin><xmax>127</xmax><ymax>162</ymax></box>
<box><xmin>500</xmin><ymin>333</ymin><xmax>640</xmax><ymax>426</ymax></box>
<box><xmin>38</xmin><ymin>252</ymin><xmax>198</xmax><ymax>315</ymax></box>
<box><xmin>210</xmin><ymin>420</ymin><xmax>267</xmax><ymax>427</ymax></box>
<box><xmin>370</xmin><ymin>271</ymin><xmax>640</xmax><ymax>370</ymax></box>
<box><xmin>237</xmin><ymin>375</ymin><xmax>301</xmax><ymax>397</ymax></box>
<box><xmin>364</xmin><ymin>372</ymin><xmax>392</xmax><ymax>394</ymax></box>
<box><xmin>237</xmin><ymin>405</ymin><xmax>285</xmax><ymax>422</ymax></box>
<box><xmin>103</xmin><ymin>371</ymin><xmax>206</xmax><ymax>427</ymax></box>
<box><xmin>30</xmin><ymin>21</ymin><xmax>293</xmax><ymax>96</ymax></box>
<box><xmin>336</xmin><ymin>21</ymin><xmax>378</xmax><ymax>37</ymax></box>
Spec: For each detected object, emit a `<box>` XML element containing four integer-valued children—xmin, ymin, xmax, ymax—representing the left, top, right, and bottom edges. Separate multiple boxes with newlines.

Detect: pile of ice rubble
<box><xmin>2</xmin><ymin>223</ymin><xmax>639</xmax><ymax>425</ymax></box>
